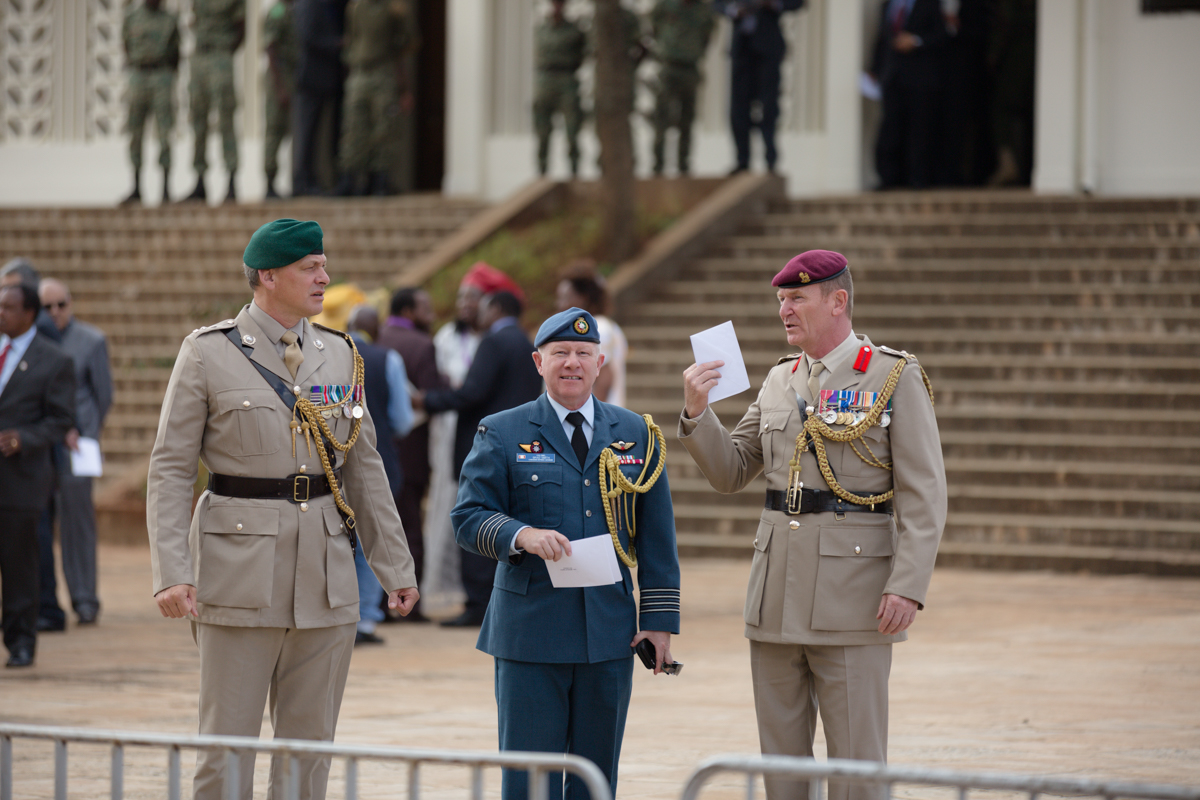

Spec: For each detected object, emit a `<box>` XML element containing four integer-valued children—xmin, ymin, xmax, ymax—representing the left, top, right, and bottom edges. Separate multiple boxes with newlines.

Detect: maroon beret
<box><xmin>772</xmin><ymin>250</ymin><xmax>849</xmax><ymax>288</ymax></box>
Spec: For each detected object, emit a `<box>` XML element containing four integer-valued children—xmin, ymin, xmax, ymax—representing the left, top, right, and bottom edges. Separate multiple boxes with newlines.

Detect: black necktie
<box><xmin>566</xmin><ymin>411</ymin><xmax>588</xmax><ymax>467</ymax></box>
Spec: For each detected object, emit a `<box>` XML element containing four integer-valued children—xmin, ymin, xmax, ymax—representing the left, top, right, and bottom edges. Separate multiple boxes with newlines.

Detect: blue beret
<box><xmin>243</xmin><ymin>218</ymin><xmax>324</xmax><ymax>270</ymax></box>
<box><xmin>772</xmin><ymin>249</ymin><xmax>848</xmax><ymax>288</ymax></box>
<box><xmin>534</xmin><ymin>307</ymin><xmax>601</xmax><ymax>348</ymax></box>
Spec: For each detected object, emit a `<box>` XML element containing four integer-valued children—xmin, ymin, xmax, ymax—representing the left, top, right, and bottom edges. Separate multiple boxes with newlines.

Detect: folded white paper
<box><xmin>690</xmin><ymin>321</ymin><xmax>752</xmax><ymax>405</ymax></box>
<box><xmin>546</xmin><ymin>535</ymin><xmax>623</xmax><ymax>588</ymax></box>
<box><xmin>859</xmin><ymin>71</ymin><xmax>882</xmax><ymax>102</ymax></box>
<box><xmin>70</xmin><ymin>436</ymin><xmax>103</xmax><ymax>477</ymax></box>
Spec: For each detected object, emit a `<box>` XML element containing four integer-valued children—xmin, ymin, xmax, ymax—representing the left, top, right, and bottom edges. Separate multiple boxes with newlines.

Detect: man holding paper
<box><xmin>679</xmin><ymin>250</ymin><xmax>946</xmax><ymax>800</ymax></box>
<box><xmin>451</xmin><ymin>307</ymin><xmax>680</xmax><ymax>800</ymax></box>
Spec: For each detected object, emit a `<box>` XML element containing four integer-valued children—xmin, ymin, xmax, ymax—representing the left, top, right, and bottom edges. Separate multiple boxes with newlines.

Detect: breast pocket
<box><xmin>836</xmin><ymin>424</ymin><xmax>892</xmax><ymax>479</ymax></box>
<box><xmin>197</xmin><ymin>503</ymin><xmax>279</xmax><ymax>609</ymax></box>
<box><xmin>759</xmin><ymin>410</ymin><xmax>794</xmax><ymax>474</ymax></box>
<box><xmin>512</xmin><ymin>465</ymin><xmax>564</xmax><ymax>529</ymax></box>
<box><xmin>215</xmin><ymin>388</ymin><xmax>282</xmax><ymax>457</ymax></box>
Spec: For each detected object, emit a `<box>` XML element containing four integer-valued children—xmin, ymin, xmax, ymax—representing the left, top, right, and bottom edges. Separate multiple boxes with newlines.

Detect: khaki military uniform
<box><xmin>190</xmin><ymin>0</ymin><xmax>244</xmax><ymax>177</ymax></box>
<box><xmin>533</xmin><ymin>15</ymin><xmax>586</xmax><ymax>176</ymax></box>
<box><xmin>648</xmin><ymin>0</ymin><xmax>714</xmax><ymax>175</ymax></box>
<box><xmin>679</xmin><ymin>333</ymin><xmax>945</xmax><ymax>800</ymax></box>
<box><xmin>148</xmin><ymin>302</ymin><xmax>415</xmax><ymax>800</ymax></box>
<box><xmin>123</xmin><ymin>2</ymin><xmax>180</xmax><ymax>173</ymax></box>
<box><xmin>263</xmin><ymin>1</ymin><xmax>298</xmax><ymax>183</ymax></box>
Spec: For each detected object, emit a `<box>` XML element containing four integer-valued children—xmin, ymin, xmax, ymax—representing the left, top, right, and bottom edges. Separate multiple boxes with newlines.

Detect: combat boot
<box><xmin>184</xmin><ymin>176</ymin><xmax>207</xmax><ymax>202</ymax></box>
<box><xmin>369</xmin><ymin>171</ymin><xmax>391</xmax><ymax>197</ymax></box>
<box><xmin>224</xmin><ymin>174</ymin><xmax>237</xmax><ymax>204</ymax></box>
<box><xmin>265</xmin><ymin>172</ymin><xmax>280</xmax><ymax>200</ymax></box>
<box><xmin>120</xmin><ymin>174</ymin><xmax>141</xmax><ymax>206</ymax></box>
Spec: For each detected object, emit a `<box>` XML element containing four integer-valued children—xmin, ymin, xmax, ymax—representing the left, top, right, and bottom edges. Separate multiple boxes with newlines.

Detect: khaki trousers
<box><xmin>192</xmin><ymin>622</ymin><xmax>356</xmax><ymax>800</ymax></box>
<box><xmin>749</xmin><ymin>640</ymin><xmax>891</xmax><ymax>800</ymax></box>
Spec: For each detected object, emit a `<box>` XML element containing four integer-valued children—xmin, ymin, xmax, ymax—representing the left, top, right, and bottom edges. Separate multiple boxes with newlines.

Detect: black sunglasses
<box><xmin>43</xmin><ymin>301</ymin><xmax>68</xmax><ymax>310</ymax></box>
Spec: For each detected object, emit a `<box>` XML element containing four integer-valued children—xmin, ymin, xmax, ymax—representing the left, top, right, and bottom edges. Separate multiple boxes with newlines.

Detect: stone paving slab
<box><xmin>2</xmin><ymin>546</ymin><xmax>1199</xmax><ymax>798</ymax></box>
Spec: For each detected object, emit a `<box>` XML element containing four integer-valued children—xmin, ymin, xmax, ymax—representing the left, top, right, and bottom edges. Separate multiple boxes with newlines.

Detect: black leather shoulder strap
<box><xmin>223</xmin><ymin>327</ymin><xmax>298</xmax><ymax>412</ymax></box>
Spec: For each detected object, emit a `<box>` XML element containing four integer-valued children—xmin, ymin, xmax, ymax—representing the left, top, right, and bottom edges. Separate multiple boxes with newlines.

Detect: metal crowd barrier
<box><xmin>0</xmin><ymin>723</ymin><xmax>612</xmax><ymax>800</ymax></box>
<box><xmin>681</xmin><ymin>756</ymin><xmax>1200</xmax><ymax>800</ymax></box>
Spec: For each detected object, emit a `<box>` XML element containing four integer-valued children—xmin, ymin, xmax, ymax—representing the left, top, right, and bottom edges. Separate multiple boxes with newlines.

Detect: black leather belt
<box><xmin>208</xmin><ymin>471</ymin><xmax>340</xmax><ymax>504</ymax></box>
<box><xmin>765</xmin><ymin>488</ymin><xmax>893</xmax><ymax>516</ymax></box>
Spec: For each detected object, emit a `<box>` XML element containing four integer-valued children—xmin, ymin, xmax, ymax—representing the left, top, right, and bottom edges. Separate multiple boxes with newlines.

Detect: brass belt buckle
<box><xmin>786</xmin><ymin>486</ymin><xmax>804</xmax><ymax>515</ymax></box>
<box><xmin>293</xmin><ymin>475</ymin><xmax>311</xmax><ymax>503</ymax></box>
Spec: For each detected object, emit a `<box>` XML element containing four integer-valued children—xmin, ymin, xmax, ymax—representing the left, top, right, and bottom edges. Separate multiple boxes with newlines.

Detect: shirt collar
<box><xmin>546</xmin><ymin>392</ymin><xmax>594</xmax><ymax>428</ymax></box>
<box><xmin>249</xmin><ymin>300</ymin><xmax>304</xmax><ymax>345</ymax></box>
<box><xmin>0</xmin><ymin>324</ymin><xmax>38</xmax><ymax>354</ymax></box>
<box><xmin>805</xmin><ymin>329</ymin><xmax>859</xmax><ymax>374</ymax></box>
<box><xmin>489</xmin><ymin>316</ymin><xmax>518</xmax><ymax>334</ymax></box>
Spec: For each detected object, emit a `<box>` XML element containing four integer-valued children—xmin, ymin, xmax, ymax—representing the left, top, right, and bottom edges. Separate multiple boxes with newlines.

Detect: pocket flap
<box><xmin>513</xmin><ymin>465</ymin><xmax>562</xmax><ymax>488</ymax></box>
<box><xmin>754</xmin><ymin>519</ymin><xmax>774</xmax><ymax>552</ymax></box>
<box><xmin>760</xmin><ymin>410</ymin><xmax>791</xmax><ymax>433</ymax></box>
<box><xmin>322</xmin><ymin>505</ymin><xmax>346</xmax><ymax>536</ymax></box>
<box><xmin>216</xmin><ymin>388</ymin><xmax>280</xmax><ymax>415</ymax></box>
<box><xmin>204</xmin><ymin>503</ymin><xmax>279</xmax><ymax>535</ymax></box>
<box><xmin>818</xmin><ymin>526</ymin><xmax>894</xmax><ymax>557</ymax></box>
<box><xmin>862</xmin><ymin>424</ymin><xmax>886</xmax><ymax>442</ymax></box>
<box><xmin>494</xmin><ymin>563</ymin><xmax>531</xmax><ymax>595</ymax></box>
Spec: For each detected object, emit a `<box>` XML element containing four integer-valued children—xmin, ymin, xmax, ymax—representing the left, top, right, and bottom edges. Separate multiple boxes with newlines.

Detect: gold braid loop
<box><xmin>289</xmin><ymin>332</ymin><xmax>365</xmax><ymax>525</ymax></box>
<box><xmin>598</xmin><ymin>414</ymin><xmax>667</xmax><ymax>569</ymax></box>
<box><xmin>788</xmin><ymin>356</ymin><xmax>933</xmax><ymax>508</ymax></box>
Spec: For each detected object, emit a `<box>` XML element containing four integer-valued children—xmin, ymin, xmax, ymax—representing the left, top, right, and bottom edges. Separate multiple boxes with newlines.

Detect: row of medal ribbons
<box><xmin>311</xmin><ymin>384</ymin><xmax>365</xmax><ymax>419</ymax></box>
<box><xmin>817</xmin><ymin>390</ymin><xmax>892</xmax><ymax>428</ymax></box>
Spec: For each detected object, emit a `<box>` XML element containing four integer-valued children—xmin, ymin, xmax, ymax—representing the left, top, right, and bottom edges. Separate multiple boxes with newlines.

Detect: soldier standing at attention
<box><xmin>679</xmin><ymin>250</ymin><xmax>946</xmax><ymax>800</ymax></box>
<box><xmin>649</xmin><ymin>0</ymin><xmax>714</xmax><ymax>176</ymax></box>
<box><xmin>534</xmin><ymin>0</ymin><xmax>586</xmax><ymax>177</ymax></box>
<box><xmin>148</xmin><ymin>219</ymin><xmax>419</xmax><ymax>800</ymax></box>
<box><xmin>337</xmin><ymin>0</ymin><xmax>417</xmax><ymax>197</ymax></box>
<box><xmin>264</xmin><ymin>0</ymin><xmax>298</xmax><ymax>200</ymax></box>
<box><xmin>120</xmin><ymin>0</ymin><xmax>180</xmax><ymax>206</ymax></box>
<box><xmin>185</xmin><ymin>0</ymin><xmax>245</xmax><ymax>204</ymax></box>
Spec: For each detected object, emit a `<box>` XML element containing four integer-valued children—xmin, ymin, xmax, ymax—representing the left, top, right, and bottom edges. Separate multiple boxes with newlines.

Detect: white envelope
<box><xmin>690</xmin><ymin>321</ymin><xmax>752</xmax><ymax>405</ymax></box>
<box><xmin>546</xmin><ymin>535</ymin><xmax>623</xmax><ymax>588</ymax></box>
<box><xmin>70</xmin><ymin>436</ymin><xmax>103</xmax><ymax>477</ymax></box>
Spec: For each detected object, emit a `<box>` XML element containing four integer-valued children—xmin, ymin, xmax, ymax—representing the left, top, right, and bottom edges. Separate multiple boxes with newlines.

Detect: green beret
<box><xmin>243</xmin><ymin>219</ymin><xmax>324</xmax><ymax>270</ymax></box>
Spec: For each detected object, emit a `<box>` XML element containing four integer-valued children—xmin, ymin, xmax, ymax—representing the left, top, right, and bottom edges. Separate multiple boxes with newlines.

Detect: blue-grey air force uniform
<box><xmin>451</xmin><ymin>391</ymin><xmax>680</xmax><ymax>800</ymax></box>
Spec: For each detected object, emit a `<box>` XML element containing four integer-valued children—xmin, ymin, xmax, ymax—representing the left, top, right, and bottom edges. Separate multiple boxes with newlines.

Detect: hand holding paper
<box><xmin>688</xmin><ymin>321</ymin><xmax>751</xmax><ymax>410</ymax></box>
<box><xmin>545</xmin><ymin>535</ymin><xmax>623</xmax><ymax>588</ymax></box>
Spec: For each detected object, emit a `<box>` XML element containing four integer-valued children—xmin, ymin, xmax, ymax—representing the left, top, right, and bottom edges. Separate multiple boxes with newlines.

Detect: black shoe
<box><xmin>265</xmin><ymin>176</ymin><xmax>280</xmax><ymax>200</ymax></box>
<box><xmin>354</xmin><ymin>630</ymin><xmax>385</xmax><ymax>645</ymax></box>
<box><xmin>6</xmin><ymin>646</ymin><xmax>34</xmax><ymax>668</ymax></box>
<box><xmin>76</xmin><ymin>607</ymin><xmax>99</xmax><ymax>625</ymax></box>
<box><xmin>369</xmin><ymin>171</ymin><xmax>391</xmax><ymax>196</ymax></box>
<box><xmin>184</xmin><ymin>178</ymin><xmax>206</xmax><ymax>202</ymax></box>
<box><xmin>119</xmin><ymin>186</ymin><xmax>141</xmax><ymax>206</ymax></box>
<box><xmin>224</xmin><ymin>175</ymin><xmax>237</xmax><ymax>204</ymax></box>
<box><xmin>728</xmin><ymin>165</ymin><xmax>748</xmax><ymax>176</ymax></box>
<box><xmin>37</xmin><ymin>616</ymin><xmax>66</xmax><ymax>633</ymax></box>
<box><xmin>439</xmin><ymin>611</ymin><xmax>484</xmax><ymax>628</ymax></box>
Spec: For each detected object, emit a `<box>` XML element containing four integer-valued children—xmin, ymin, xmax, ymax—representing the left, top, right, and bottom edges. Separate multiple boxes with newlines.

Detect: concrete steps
<box><xmin>616</xmin><ymin>191</ymin><xmax>1200</xmax><ymax>574</ymax></box>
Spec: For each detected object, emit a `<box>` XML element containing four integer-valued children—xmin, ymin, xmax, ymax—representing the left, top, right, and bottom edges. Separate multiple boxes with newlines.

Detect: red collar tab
<box><xmin>852</xmin><ymin>345</ymin><xmax>873</xmax><ymax>372</ymax></box>
<box><xmin>792</xmin><ymin>358</ymin><xmax>801</xmax><ymax>374</ymax></box>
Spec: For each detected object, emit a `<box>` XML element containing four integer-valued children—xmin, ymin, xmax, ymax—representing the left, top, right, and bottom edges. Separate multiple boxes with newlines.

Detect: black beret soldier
<box><xmin>147</xmin><ymin>219</ymin><xmax>418</xmax><ymax>800</ymax></box>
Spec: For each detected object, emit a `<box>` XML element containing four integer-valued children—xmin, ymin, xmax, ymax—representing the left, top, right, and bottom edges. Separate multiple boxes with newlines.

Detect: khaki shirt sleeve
<box><xmin>340</xmin><ymin>400</ymin><xmax>417</xmax><ymax>592</ymax></box>
<box><xmin>676</xmin><ymin>376</ymin><xmax>768</xmax><ymax>494</ymax></box>
<box><xmin>146</xmin><ymin>337</ymin><xmax>207</xmax><ymax>594</ymax></box>
<box><xmin>882</xmin><ymin>362</ymin><xmax>947</xmax><ymax>607</ymax></box>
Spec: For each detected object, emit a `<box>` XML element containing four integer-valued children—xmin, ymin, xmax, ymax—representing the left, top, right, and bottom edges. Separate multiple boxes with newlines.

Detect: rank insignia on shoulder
<box><xmin>518</xmin><ymin>441</ymin><xmax>544</xmax><ymax>453</ymax></box>
<box><xmin>852</xmin><ymin>345</ymin><xmax>872</xmax><ymax>372</ymax></box>
<box><xmin>610</xmin><ymin>440</ymin><xmax>635</xmax><ymax>451</ymax></box>
<box><xmin>477</xmin><ymin>425</ymin><xmax>488</xmax><ymax>434</ymax></box>
<box><xmin>877</xmin><ymin>344</ymin><xmax>917</xmax><ymax>361</ymax></box>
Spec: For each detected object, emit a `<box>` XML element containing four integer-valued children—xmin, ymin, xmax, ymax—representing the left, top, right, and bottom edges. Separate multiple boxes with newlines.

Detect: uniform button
<box><xmin>242</xmin><ymin>400</ymin><xmax>250</xmax><ymax>408</ymax></box>
<box><xmin>299</xmin><ymin>464</ymin><xmax>307</xmax><ymax>473</ymax></box>
<box><xmin>532</xmin><ymin>474</ymin><xmax>538</xmax><ymax>482</ymax></box>
<box><xmin>300</xmin><ymin>502</ymin><xmax>309</xmax><ymax>512</ymax></box>
<box><xmin>586</xmin><ymin>510</ymin><xmax>592</xmax><ymax>517</ymax></box>
<box><xmin>584</xmin><ymin>479</ymin><xmax>590</xmax><ymax>486</ymax></box>
<box><xmin>854</xmin><ymin>545</ymin><xmax>862</xmax><ymax>555</ymax></box>
<box><xmin>236</xmin><ymin>523</ymin><xmax>243</xmax><ymax>531</ymax></box>
<box><xmin>789</xmin><ymin>521</ymin><xmax>799</xmax><ymax>530</ymax></box>
<box><xmin>293</xmin><ymin>385</ymin><xmax>301</xmax><ymax>396</ymax></box>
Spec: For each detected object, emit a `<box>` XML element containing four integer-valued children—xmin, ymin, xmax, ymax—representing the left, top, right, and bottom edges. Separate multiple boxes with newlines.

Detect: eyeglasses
<box><xmin>43</xmin><ymin>301</ymin><xmax>68</xmax><ymax>310</ymax></box>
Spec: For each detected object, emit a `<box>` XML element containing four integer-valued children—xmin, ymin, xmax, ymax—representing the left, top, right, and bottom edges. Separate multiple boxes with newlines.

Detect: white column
<box><xmin>822</xmin><ymin>0</ymin><xmax>863</xmax><ymax>193</ymax></box>
<box><xmin>443</xmin><ymin>0</ymin><xmax>491</xmax><ymax>196</ymax></box>
<box><xmin>1033</xmin><ymin>0</ymin><xmax>1081</xmax><ymax>194</ymax></box>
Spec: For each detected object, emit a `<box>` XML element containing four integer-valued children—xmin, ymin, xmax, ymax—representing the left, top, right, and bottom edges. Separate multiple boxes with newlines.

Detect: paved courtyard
<box><xmin>2</xmin><ymin>545</ymin><xmax>1199</xmax><ymax>798</ymax></box>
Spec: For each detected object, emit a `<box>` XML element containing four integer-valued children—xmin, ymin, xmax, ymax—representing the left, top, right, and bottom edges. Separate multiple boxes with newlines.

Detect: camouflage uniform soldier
<box><xmin>649</xmin><ymin>0</ymin><xmax>714</xmax><ymax>176</ymax></box>
<box><xmin>121</xmin><ymin>0</ymin><xmax>180</xmax><ymax>206</ymax></box>
<box><xmin>264</xmin><ymin>0</ymin><xmax>298</xmax><ymax>199</ymax></box>
<box><xmin>337</xmin><ymin>0</ymin><xmax>417</xmax><ymax>197</ymax></box>
<box><xmin>534</xmin><ymin>0</ymin><xmax>586</xmax><ymax>177</ymax></box>
<box><xmin>186</xmin><ymin>0</ymin><xmax>245</xmax><ymax>204</ymax></box>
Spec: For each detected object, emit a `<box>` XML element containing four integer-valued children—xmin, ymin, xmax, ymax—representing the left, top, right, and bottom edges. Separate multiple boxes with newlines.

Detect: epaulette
<box><xmin>311</xmin><ymin>321</ymin><xmax>354</xmax><ymax>345</ymax></box>
<box><xmin>191</xmin><ymin>318</ymin><xmax>238</xmax><ymax>336</ymax></box>
<box><xmin>776</xmin><ymin>353</ymin><xmax>801</xmax><ymax>366</ymax></box>
<box><xmin>876</xmin><ymin>344</ymin><xmax>919</xmax><ymax>362</ymax></box>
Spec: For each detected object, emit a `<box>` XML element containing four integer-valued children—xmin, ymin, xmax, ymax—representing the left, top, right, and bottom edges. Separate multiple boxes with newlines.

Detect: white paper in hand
<box><xmin>70</xmin><ymin>437</ymin><xmax>104</xmax><ymax>477</ymax></box>
<box><xmin>690</xmin><ymin>321</ymin><xmax>751</xmax><ymax>405</ymax></box>
<box><xmin>545</xmin><ymin>535</ymin><xmax>623</xmax><ymax>588</ymax></box>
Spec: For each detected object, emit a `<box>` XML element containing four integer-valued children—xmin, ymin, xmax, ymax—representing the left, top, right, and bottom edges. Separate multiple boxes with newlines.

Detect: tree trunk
<box><xmin>592</xmin><ymin>0</ymin><xmax>637</xmax><ymax>263</ymax></box>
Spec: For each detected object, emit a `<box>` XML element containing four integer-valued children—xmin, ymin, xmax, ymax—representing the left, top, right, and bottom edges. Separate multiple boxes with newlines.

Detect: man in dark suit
<box><xmin>870</xmin><ymin>0</ymin><xmax>951</xmax><ymax>188</ymax></box>
<box><xmin>421</xmin><ymin>290</ymin><xmax>543</xmax><ymax>626</ymax></box>
<box><xmin>292</xmin><ymin>0</ymin><xmax>348</xmax><ymax>195</ymax></box>
<box><xmin>377</xmin><ymin>287</ymin><xmax>443</xmax><ymax>622</ymax></box>
<box><xmin>717</xmin><ymin>0</ymin><xmax>804</xmax><ymax>174</ymax></box>
<box><xmin>0</xmin><ymin>284</ymin><xmax>76</xmax><ymax>668</ymax></box>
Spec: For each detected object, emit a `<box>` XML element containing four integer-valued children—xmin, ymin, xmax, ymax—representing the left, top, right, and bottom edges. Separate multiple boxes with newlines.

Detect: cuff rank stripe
<box><xmin>477</xmin><ymin>513</ymin><xmax>510</xmax><ymax>560</ymax></box>
<box><xmin>639</xmin><ymin>588</ymin><xmax>681</xmax><ymax>614</ymax></box>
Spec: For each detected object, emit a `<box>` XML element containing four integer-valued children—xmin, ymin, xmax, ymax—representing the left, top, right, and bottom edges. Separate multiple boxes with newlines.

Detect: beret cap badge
<box><xmin>799</xmin><ymin>273</ymin><xmax>811</xmax><ymax>284</ymax></box>
<box><xmin>573</xmin><ymin>317</ymin><xmax>589</xmax><ymax>335</ymax></box>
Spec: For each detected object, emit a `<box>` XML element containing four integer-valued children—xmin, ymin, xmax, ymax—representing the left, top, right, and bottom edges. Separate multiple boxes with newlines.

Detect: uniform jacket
<box><xmin>424</xmin><ymin>321</ymin><xmax>543</xmax><ymax>477</ymax></box>
<box><xmin>0</xmin><ymin>335</ymin><xmax>75</xmax><ymax>511</ymax></box>
<box><xmin>452</xmin><ymin>393</ymin><xmax>681</xmax><ymax>664</ymax></box>
<box><xmin>147</xmin><ymin>304</ymin><xmax>416</xmax><ymax>629</ymax></box>
<box><xmin>720</xmin><ymin>0</ymin><xmax>805</xmax><ymax>61</ymax></box>
<box><xmin>59</xmin><ymin>319</ymin><xmax>114</xmax><ymax>440</ymax></box>
<box><xmin>870</xmin><ymin>0</ymin><xmax>951</xmax><ymax>91</ymax></box>
<box><xmin>679</xmin><ymin>334</ymin><xmax>945</xmax><ymax>646</ymax></box>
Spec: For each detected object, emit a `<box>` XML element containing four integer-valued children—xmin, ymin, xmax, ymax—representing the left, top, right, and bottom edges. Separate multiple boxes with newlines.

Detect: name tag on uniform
<box><xmin>516</xmin><ymin>453</ymin><xmax>556</xmax><ymax>463</ymax></box>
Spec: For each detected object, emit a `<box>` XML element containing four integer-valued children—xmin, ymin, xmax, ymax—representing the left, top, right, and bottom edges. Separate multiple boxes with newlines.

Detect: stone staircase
<box><xmin>618</xmin><ymin>192</ymin><xmax>1200</xmax><ymax>575</ymax></box>
<box><xmin>0</xmin><ymin>196</ymin><xmax>487</xmax><ymax>499</ymax></box>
